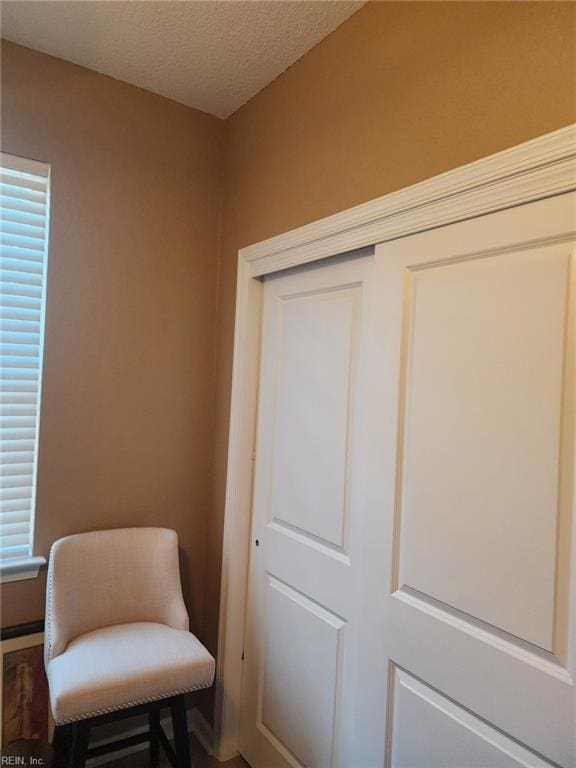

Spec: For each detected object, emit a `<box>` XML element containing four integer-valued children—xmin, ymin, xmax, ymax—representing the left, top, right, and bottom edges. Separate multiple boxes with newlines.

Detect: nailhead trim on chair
<box><xmin>45</xmin><ymin>549</ymin><xmax>55</xmax><ymax>662</ymax></box>
<box><xmin>54</xmin><ymin>681</ymin><xmax>213</xmax><ymax>724</ymax></box>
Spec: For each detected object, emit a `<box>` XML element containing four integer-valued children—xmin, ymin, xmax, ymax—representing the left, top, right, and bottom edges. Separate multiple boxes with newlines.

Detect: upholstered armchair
<box><xmin>45</xmin><ymin>528</ymin><xmax>215</xmax><ymax>768</ymax></box>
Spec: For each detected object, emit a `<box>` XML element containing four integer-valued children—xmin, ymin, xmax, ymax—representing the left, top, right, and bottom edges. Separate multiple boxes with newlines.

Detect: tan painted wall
<box><xmin>2</xmin><ymin>1</ymin><xmax>576</xmax><ymax>689</ymax></box>
<box><xmin>0</xmin><ymin>41</ymin><xmax>225</xmax><ymax>636</ymax></box>
<box><xmin>205</xmin><ymin>0</ymin><xmax>576</xmax><ymax>663</ymax></box>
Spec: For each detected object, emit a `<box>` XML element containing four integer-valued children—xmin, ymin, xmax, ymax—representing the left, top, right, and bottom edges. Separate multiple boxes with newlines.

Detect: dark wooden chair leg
<box><xmin>53</xmin><ymin>724</ymin><xmax>74</xmax><ymax>768</ymax></box>
<box><xmin>170</xmin><ymin>695</ymin><xmax>191</xmax><ymax>768</ymax></box>
<box><xmin>71</xmin><ymin>721</ymin><xmax>90</xmax><ymax>768</ymax></box>
<box><xmin>150</xmin><ymin>706</ymin><xmax>161</xmax><ymax>767</ymax></box>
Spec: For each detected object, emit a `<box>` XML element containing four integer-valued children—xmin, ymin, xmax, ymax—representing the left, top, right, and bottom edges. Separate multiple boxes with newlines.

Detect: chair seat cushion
<box><xmin>46</xmin><ymin>622</ymin><xmax>215</xmax><ymax>723</ymax></box>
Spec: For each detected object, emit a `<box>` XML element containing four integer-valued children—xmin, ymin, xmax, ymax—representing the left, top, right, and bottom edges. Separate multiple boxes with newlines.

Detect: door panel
<box><xmin>396</xmin><ymin>247</ymin><xmax>569</xmax><ymax>649</ymax></box>
<box><xmin>260</xmin><ymin>578</ymin><xmax>345</xmax><ymax>768</ymax></box>
<box><xmin>388</xmin><ymin>668</ymin><xmax>552</xmax><ymax>768</ymax></box>
<box><xmin>270</xmin><ymin>287</ymin><xmax>359</xmax><ymax>549</ymax></box>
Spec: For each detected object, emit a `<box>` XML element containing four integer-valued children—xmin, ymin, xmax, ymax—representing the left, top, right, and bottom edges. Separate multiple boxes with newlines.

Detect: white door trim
<box><xmin>214</xmin><ymin>123</ymin><xmax>576</xmax><ymax>761</ymax></box>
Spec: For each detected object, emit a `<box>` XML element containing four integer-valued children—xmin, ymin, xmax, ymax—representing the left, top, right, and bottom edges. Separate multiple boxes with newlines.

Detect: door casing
<box><xmin>213</xmin><ymin>123</ymin><xmax>576</xmax><ymax>761</ymax></box>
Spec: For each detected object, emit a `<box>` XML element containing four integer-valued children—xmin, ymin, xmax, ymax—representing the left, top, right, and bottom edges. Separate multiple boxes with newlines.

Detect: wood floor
<box><xmin>103</xmin><ymin>732</ymin><xmax>247</xmax><ymax>768</ymax></box>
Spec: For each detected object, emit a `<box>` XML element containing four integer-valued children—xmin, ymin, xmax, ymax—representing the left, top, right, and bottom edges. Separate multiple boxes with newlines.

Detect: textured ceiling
<box><xmin>0</xmin><ymin>0</ymin><xmax>365</xmax><ymax>118</ymax></box>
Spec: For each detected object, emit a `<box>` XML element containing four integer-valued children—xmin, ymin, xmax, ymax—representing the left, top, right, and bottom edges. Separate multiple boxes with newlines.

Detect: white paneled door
<box><xmin>239</xmin><ymin>193</ymin><xmax>576</xmax><ymax>768</ymax></box>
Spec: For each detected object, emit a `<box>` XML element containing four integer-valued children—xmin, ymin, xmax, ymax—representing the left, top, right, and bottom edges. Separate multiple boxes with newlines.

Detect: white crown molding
<box><xmin>243</xmin><ymin>123</ymin><xmax>576</xmax><ymax>277</ymax></box>
<box><xmin>215</xmin><ymin>124</ymin><xmax>576</xmax><ymax>762</ymax></box>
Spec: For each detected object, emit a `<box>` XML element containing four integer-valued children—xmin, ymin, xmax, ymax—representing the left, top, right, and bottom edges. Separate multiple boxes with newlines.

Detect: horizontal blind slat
<box><xmin>1</xmin><ymin>252</ymin><xmax>45</xmax><ymax>269</ymax></box>
<box><xmin>1</xmin><ymin>348</ymin><xmax>41</xmax><ymax>360</ymax></box>
<box><xmin>0</xmin><ymin>376</ymin><xmax>40</xmax><ymax>389</ymax></box>
<box><xmin>0</xmin><ymin>182</ymin><xmax>46</xmax><ymax>203</ymax></box>
<box><xmin>0</xmin><ymin>403</ymin><xmax>37</xmax><ymax>415</ymax></box>
<box><xmin>0</xmin><ymin>172</ymin><xmax>47</xmax><ymax>193</ymax></box>
<box><xmin>1</xmin><ymin>379</ymin><xmax>40</xmax><ymax>390</ymax></box>
<box><xmin>0</xmin><ymin>394</ymin><xmax>40</xmax><ymax>405</ymax></box>
<box><xmin>0</xmin><ymin>269</ymin><xmax>43</xmax><ymax>287</ymax></box>
<box><xmin>1</xmin><ymin>367</ymin><xmax>41</xmax><ymax>380</ymax></box>
<box><xmin>0</xmin><ymin>510</ymin><xmax>31</xmax><ymax>524</ymax></box>
<box><xmin>1</xmin><ymin>472</ymin><xmax>34</xmax><ymax>487</ymax></box>
<box><xmin>0</xmin><ymin>487</ymin><xmax>33</xmax><ymax>501</ymax></box>
<box><xmin>1</xmin><ymin>311</ymin><xmax>42</xmax><ymax>324</ymax></box>
<box><xmin>0</xmin><ymin>355</ymin><xmax>40</xmax><ymax>368</ymax></box>
<box><xmin>0</xmin><ymin>546</ymin><xmax>30</xmax><ymax>559</ymax></box>
<box><xmin>1</xmin><ymin>427</ymin><xmax>37</xmax><ymax>440</ymax></box>
<box><xmin>0</xmin><ymin>284</ymin><xmax>43</xmax><ymax>300</ymax></box>
<box><xmin>0</xmin><ymin>194</ymin><xmax>46</xmax><ymax>215</ymax></box>
<box><xmin>2</xmin><ymin>472</ymin><xmax>33</xmax><ymax>493</ymax></box>
<box><xmin>0</xmin><ymin>307</ymin><xmax>42</xmax><ymax>322</ymax></box>
<box><xmin>0</xmin><ymin>336</ymin><xmax>40</xmax><ymax>348</ymax></box>
<box><xmin>0</xmin><ymin>344</ymin><xmax>40</xmax><ymax>359</ymax></box>
<box><xmin>1</xmin><ymin>233</ymin><xmax>45</xmax><ymax>252</ymax></box>
<box><xmin>0</xmin><ymin>208</ymin><xmax>46</xmax><ymax>228</ymax></box>
<box><xmin>0</xmin><ymin>498</ymin><xmax>33</xmax><ymax>513</ymax></box>
<box><xmin>0</xmin><ymin>451</ymin><xmax>35</xmax><ymax>464</ymax></box>
<box><xmin>0</xmin><ymin>439</ymin><xmax>36</xmax><ymax>452</ymax></box>
<box><xmin>1</xmin><ymin>220</ymin><xmax>45</xmax><ymax>240</ymax></box>
<box><xmin>0</xmin><ymin>317</ymin><xmax>41</xmax><ymax>331</ymax></box>
<box><xmin>0</xmin><ymin>522</ymin><xmax>31</xmax><ymax>537</ymax></box>
<box><xmin>0</xmin><ymin>532</ymin><xmax>31</xmax><ymax>546</ymax></box>
<box><xmin>0</xmin><ymin>416</ymin><xmax>37</xmax><ymax>429</ymax></box>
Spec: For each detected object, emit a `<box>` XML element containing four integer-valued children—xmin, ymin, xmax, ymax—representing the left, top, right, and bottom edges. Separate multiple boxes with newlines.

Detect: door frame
<box><xmin>213</xmin><ymin>124</ymin><xmax>576</xmax><ymax>761</ymax></box>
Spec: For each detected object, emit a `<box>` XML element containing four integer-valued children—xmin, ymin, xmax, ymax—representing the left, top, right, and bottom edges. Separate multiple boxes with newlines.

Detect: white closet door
<box><xmin>239</xmin><ymin>251</ymin><xmax>389</xmax><ymax>768</ymax></box>
<box><xmin>377</xmin><ymin>193</ymin><xmax>576</xmax><ymax>768</ymax></box>
<box><xmin>240</xmin><ymin>192</ymin><xmax>576</xmax><ymax>768</ymax></box>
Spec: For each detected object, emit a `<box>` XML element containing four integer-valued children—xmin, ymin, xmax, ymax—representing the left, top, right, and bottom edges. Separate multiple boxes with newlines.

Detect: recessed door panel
<box><xmin>259</xmin><ymin>578</ymin><xmax>345</xmax><ymax>768</ymax></box>
<box><xmin>271</xmin><ymin>288</ymin><xmax>359</xmax><ymax>550</ymax></box>
<box><xmin>389</xmin><ymin>668</ymin><xmax>552</xmax><ymax>768</ymax></box>
<box><xmin>396</xmin><ymin>249</ymin><xmax>570</xmax><ymax>650</ymax></box>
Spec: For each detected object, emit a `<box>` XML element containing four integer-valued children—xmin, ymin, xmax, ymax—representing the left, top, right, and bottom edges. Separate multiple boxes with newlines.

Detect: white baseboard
<box><xmin>86</xmin><ymin>706</ymin><xmax>214</xmax><ymax>766</ymax></box>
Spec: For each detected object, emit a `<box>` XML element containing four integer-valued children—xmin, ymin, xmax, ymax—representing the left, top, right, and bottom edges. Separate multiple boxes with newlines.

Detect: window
<box><xmin>0</xmin><ymin>153</ymin><xmax>50</xmax><ymax>580</ymax></box>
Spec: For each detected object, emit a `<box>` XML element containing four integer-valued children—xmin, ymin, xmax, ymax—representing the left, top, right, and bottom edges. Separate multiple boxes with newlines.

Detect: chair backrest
<box><xmin>45</xmin><ymin>527</ymin><xmax>189</xmax><ymax>664</ymax></box>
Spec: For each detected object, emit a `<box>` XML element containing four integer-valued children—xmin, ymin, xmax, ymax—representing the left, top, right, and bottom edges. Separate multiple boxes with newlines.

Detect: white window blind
<box><xmin>0</xmin><ymin>152</ymin><xmax>50</xmax><ymax>564</ymax></box>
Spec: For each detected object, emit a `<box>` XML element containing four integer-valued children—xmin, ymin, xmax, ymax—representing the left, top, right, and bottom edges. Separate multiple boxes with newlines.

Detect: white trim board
<box><xmin>243</xmin><ymin>123</ymin><xmax>576</xmax><ymax>276</ymax></box>
<box><xmin>213</xmin><ymin>123</ymin><xmax>576</xmax><ymax>761</ymax></box>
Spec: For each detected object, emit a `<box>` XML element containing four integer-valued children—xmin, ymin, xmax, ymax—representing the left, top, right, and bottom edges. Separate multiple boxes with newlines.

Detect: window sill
<box><xmin>0</xmin><ymin>556</ymin><xmax>47</xmax><ymax>583</ymax></box>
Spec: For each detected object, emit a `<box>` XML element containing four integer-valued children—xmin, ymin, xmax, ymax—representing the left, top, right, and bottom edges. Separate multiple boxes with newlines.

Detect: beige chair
<box><xmin>45</xmin><ymin>528</ymin><xmax>215</xmax><ymax>768</ymax></box>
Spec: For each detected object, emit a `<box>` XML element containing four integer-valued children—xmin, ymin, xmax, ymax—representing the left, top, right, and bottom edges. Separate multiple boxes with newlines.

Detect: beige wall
<box><xmin>204</xmin><ymin>0</ymin><xmax>576</xmax><ymax>663</ymax></box>
<box><xmin>2</xmin><ymin>1</ymin><xmax>576</xmax><ymax>702</ymax></box>
<box><xmin>0</xmin><ymin>41</ymin><xmax>225</xmax><ymax>636</ymax></box>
